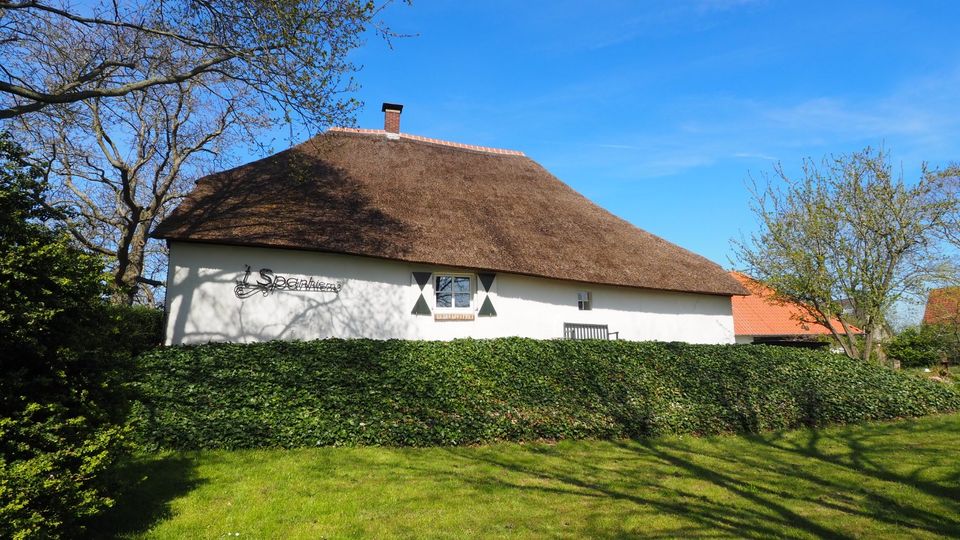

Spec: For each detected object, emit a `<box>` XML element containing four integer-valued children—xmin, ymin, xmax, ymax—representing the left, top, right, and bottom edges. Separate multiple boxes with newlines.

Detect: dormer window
<box><xmin>436</xmin><ymin>275</ymin><xmax>472</xmax><ymax>309</ymax></box>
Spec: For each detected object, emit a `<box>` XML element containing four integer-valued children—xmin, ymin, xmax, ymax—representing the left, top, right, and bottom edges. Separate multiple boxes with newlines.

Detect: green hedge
<box><xmin>130</xmin><ymin>339</ymin><xmax>960</xmax><ymax>450</ymax></box>
<box><xmin>101</xmin><ymin>304</ymin><xmax>165</xmax><ymax>360</ymax></box>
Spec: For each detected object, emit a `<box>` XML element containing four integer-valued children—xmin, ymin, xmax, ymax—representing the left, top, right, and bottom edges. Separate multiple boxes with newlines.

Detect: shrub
<box><xmin>886</xmin><ymin>325</ymin><xmax>956</xmax><ymax>368</ymax></box>
<box><xmin>130</xmin><ymin>339</ymin><xmax>960</xmax><ymax>450</ymax></box>
<box><xmin>0</xmin><ymin>133</ymin><xmax>136</xmax><ymax>539</ymax></box>
<box><xmin>0</xmin><ymin>405</ymin><xmax>127</xmax><ymax>539</ymax></box>
<box><xmin>100</xmin><ymin>304</ymin><xmax>165</xmax><ymax>360</ymax></box>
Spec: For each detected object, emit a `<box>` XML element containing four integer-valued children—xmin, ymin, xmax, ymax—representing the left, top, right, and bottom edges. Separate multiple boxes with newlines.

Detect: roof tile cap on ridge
<box><xmin>327</xmin><ymin>127</ymin><xmax>526</xmax><ymax>156</ymax></box>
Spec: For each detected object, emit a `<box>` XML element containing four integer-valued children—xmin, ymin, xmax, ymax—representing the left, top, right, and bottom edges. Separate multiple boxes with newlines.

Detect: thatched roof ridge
<box><xmin>153</xmin><ymin>130</ymin><xmax>747</xmax><ymax>296</ymax></box>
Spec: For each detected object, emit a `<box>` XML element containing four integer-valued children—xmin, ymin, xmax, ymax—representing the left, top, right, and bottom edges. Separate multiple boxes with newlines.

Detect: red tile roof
<box><xmin>730</xmin><ymin>272</ymin><xmax>859</xmax><ymax>336</ymax></box>
<box><xmin>327</xmin><ymin>127</ymin><xmax>526</xmax><ymax>156</ymax></box>
<box><xmin>923</xmin><ymin>287</ymin><xmax>960</xmax><ymax>325</ymax></box>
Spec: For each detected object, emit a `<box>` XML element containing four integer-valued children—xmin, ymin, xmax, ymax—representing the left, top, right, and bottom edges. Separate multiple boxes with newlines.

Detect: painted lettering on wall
<box><xmin>234</xmin><ymin>265</ymin><xmax>343</xmax><ymax>299</ymax></box>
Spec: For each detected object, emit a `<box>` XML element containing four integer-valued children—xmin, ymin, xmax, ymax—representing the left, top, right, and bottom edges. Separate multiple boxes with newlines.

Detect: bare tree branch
<box><xmin>0</xmin><ymin>0</ymin><xmax>397</xmax><ymax>128</ymax></box>
<box><xmin>11</xmin><ymin>72</ymin><xmax>260</xmax><ymax>304</ymax></box>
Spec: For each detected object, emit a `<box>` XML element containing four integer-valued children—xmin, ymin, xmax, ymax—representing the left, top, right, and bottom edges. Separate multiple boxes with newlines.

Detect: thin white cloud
<box><xmin>548</xmin><ymin>0</ymin><xmax>769</xmax><ymax>52</ymax></box>
<box><xmin>566</xmin><ymin>65</ymin><xmax>960</xmax><ymax>178</ymax></box>
<box><xmin>695</xmin><ymin>0</ymin><xmax>766</xmax><ymax>14</ymax></box>
<box><xmin>591</xmin><ymin>143</ymin><xmax>645</xmax><ymax>150</ymax></box>
<box><xmin>732</xmin><ymin>152</ymin><xmax>778</xmax><ymax>161</ymax></box>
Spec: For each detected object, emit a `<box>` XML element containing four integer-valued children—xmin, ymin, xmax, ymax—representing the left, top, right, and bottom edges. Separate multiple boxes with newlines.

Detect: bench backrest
<box><xmin>563</xmin><ymin>323</ymin><xmax>611</xmax><ymax>340</ymax></box>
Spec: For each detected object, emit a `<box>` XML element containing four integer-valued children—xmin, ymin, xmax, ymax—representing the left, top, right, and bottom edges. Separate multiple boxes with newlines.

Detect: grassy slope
<box><xmin>905</xmin><ymin>365</ymin><xmax>959</xmax><ymax>384</ymax></box>
<box><xmin>97</xmin><ymin>414</ymin><xmax>960</xmax><ymax>539</ymax></box>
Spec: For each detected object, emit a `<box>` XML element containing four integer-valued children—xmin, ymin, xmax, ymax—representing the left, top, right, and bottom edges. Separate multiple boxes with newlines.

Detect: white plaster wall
<box><xmin>164</xmin><ymin>242</ymin><xmax>736</xmax><ymax>345</ymax></box>
<box><xmin>735</xmin><ymin>335</ymin><xmax>755</xmax><ymax>345</ymax></box>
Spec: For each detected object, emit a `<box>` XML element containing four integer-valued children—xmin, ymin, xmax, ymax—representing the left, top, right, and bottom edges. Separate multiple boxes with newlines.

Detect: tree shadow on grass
<box><xmin>438</xmin><ymin>416</ymin><xmax>960</xmax><ymax>538</ymax></box>
<box><xmin>83</xmin><ymin>453</ymin><xmax>203</xmax><ymax>539</ymax></box>
<box><xmin>746</xmin><ymin>419</ymin><xmax>960</xmax><ymax>503</ymax></box>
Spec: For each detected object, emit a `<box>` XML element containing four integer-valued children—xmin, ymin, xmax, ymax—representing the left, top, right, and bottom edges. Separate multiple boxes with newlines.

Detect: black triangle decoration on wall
<box><xmin>411</xmin><ymin>272</ymin><xmax>432</xmax><ymax>315</ymax></box>
<box><xmin>412</xmin><ymin>294</ymin><xmax>431</xmax><ymax>315</ymax></box>
<box><xmin>478</xmin><ymin>295</ymin><xmax>497</xmax><ymax>317</ymax></box>
<box><xmin>478</xmin><ymin>272</ymin><xmax>496</xmax><ymax>292</ymax></box>
<box><xmin>413</xmin><ymin>272</ymin><xmax>432</xmax><ymax>290</ymax></box>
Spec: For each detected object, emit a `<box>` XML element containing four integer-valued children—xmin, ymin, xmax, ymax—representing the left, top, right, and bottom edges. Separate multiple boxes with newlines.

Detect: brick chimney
<box><xmin>382</xmin><ymin>102</ymin><xmax>403</xmax><ymax>134</ymax></box>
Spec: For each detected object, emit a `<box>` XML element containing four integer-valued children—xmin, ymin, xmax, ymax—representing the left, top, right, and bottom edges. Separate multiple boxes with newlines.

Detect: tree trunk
<box><xmin>862</xmin><ymin>330</ymin><xmax>875</xmax><ymax>364</ymax></box>
<box><xmin>110</xmin><ymin>224</ymin><xmax>150</xmax><ymax>305</ymax></box>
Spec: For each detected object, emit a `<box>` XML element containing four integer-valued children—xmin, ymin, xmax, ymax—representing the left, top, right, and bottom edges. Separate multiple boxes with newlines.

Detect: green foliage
<box><xmin>0</xmin><ymin>404</ymin><xmax>127</xmax><ymax>539</ymax></box>
<box><xmin>100</xmin><ymin>304</ymin><xmax>165</xmax><ymax>360</ymax></box>
<box><xmin>733</xmin><ymin>147</ymin><xmax>959</xmax><ymax>362</ymax></box>
<box><xmin>0</xmin><ymin>136</ymin><xmax>102</xmax><ymax>365</ymax></box>
<box><xmin>130</xmin><ymin>339</ymin><xmax>960</xmax><ymax>450</ymax></box>
<box><xmin>0</xmin><ymin>133</ymin><xmax>139</xmax><ymax>539</ymax></box>
<box><xmin>888</xmin><ymin>324</ymin><xmax>958</xmax><ymax>367</ymax></box>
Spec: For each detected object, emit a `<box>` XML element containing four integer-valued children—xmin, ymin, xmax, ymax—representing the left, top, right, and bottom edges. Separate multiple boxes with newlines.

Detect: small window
<box><xmin>578</xmin><ymin>291</ymin><xmax>592</xmax><ymax>311</ymax></box>
<box><xmin>436</xmin><ymin>275</ymin><xmax>472</xmax><ymax>309</ymax></box>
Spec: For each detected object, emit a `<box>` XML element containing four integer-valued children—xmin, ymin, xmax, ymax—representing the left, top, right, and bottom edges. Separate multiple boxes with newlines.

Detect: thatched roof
<box><xmin>153</xmin><ymin>129</ymin><xmax>747</xmax><ymax>296</ymax></box>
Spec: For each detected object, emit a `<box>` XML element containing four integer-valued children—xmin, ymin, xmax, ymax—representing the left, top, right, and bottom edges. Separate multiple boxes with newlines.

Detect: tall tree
<box><xmin>12</xmin><ymin>77</ymin><xmax>261</xmax><ymax>304</ymax></box>
<box><xmin>733</xmin><ymin>147</ymin><xmax>959</xmax><ymax>362</ymax></box>
<box><xmin>937</xmin><ymin>171</ymin><xmax>960</xmax><ymax>250</ymax></box>
<box><xmin>0</xmin><ymin>0</ymin><xmax>390</xmax><ymax>126</ymax></box>
<box><xmin>2</xmin><ymin>0</ymin><xmax>405</xmax><ymax>304</ymax></box>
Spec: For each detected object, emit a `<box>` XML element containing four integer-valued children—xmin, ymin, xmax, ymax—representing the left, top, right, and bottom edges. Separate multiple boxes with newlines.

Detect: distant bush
<box><xmin>887</xmin><ymin>325</ymin><xmax>957</xmax><ymax>368</ymax></box>
<box><xmin>130</xmin><ymin>339</ymin><xmax>960</xmax><ymax>450</ymax></box>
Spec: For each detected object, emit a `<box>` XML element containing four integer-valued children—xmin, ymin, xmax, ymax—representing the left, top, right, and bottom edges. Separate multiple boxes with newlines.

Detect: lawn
<box><xmin>95</xmin><ymin>414</ymin><xmax>960</xmax><ymax>539</ymax></box>
<box><xmin>905</xmin><ymin>364</ymin><xmax>959</xmax><ymax>385</ymax></box>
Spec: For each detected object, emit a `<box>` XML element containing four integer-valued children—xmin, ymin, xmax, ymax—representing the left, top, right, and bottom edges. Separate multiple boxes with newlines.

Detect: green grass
<box><xmin>95</xmin><ymin>414</ymin><xmax>960</xmax><ymax>539</ymax></box>
<box><xmin>904</xmin><ymin>364</ymin><xmax>959</xmax><ymax>385</ymax></box>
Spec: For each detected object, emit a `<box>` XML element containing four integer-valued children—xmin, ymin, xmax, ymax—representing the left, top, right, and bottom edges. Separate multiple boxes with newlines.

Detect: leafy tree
<box><xmin>0</xmin><ymin>132</ymin><xmax>127</xmax><ymax>538</ymax></box>
<box><xmin>0</xmin><ymin>0</ymin><xmax>395</xmax><ymax>127</ymax></box>
<box><xmin>937</xmin><ymin>172</ymin><xmax>960</xmax><ymax>248</ymax></box>
<box><xmin>733</xmin><ymin>147</ymin><xmax>959</xmax><ymax>362</ymax></box>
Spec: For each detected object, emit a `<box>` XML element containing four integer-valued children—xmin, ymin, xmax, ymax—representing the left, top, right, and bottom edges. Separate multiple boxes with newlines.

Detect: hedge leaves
<box><xmin>131</xmin><ymin>339</ymin><xmax>960</xmax><ymax>450</ymax></box>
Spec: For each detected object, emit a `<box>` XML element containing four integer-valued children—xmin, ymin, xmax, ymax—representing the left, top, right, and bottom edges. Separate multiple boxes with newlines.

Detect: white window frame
<box><xmin>434</xmin><ymin>273</ymin><xmax>474</xmax><ymax>311</ymax></box>
<box><xmin>577</xmin><ymin>291</ymin><xmax>592</xmax><ymax>311</ymax></box>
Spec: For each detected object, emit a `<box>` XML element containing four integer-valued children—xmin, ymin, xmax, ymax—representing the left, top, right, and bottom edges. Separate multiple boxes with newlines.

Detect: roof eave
<box><xmin>160</xmin><ymin>237</ymin><xmax>748</xmax><ymax>297</ymax></box>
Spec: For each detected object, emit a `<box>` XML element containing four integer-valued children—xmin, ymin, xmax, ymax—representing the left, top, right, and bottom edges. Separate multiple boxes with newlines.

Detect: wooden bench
<box><xmin>563</xmin><ymin>323</ymin><xmax>619</xmax><ymax>340</ymax></box>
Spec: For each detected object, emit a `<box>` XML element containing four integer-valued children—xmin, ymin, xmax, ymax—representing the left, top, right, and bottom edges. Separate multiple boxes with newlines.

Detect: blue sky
<box><xmin>332</xmin><ymin>0</ymin><xmax>959</xmax><ymax>280</ymax></box>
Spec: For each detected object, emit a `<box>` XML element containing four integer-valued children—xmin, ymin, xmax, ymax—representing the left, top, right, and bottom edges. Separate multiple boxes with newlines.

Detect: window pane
<box><xmin>436</xmin><ymin>276</ymin><xmax>452</xmax><ymax>292</ymax></box>
<box><xmin>578</xmin><ymin>291</ymin><xmax>591</xmax><ymax>311</ymax></box>
<box><xmin>436</xmin><ymin>292</ymin><xmax>452</xmax><ymax>308</ymax></box>
<box><xmin>453</xmin><ymin>277</ymin><xmax>470</xmax><ymax>293</ymax></box>
<box><xmin>454</xmin><ymin>292</ymin><xmax>471</xmax><ymax>307</ymax></box>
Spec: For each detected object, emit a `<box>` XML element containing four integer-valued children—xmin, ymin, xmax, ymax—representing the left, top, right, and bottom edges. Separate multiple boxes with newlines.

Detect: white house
<box><xmin>154</xmin><ymin>103</ymin><xmax>747</xmax><ymax>345</ymax></box>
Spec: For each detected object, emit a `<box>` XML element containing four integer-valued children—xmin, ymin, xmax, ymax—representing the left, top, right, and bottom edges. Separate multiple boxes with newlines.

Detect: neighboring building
<box><xmin>153</xmin><ymin>103</ymin><xmax>747</xmax><ymax>346</ymax></box>
<box><xmin>730</xmin><ymin>272</ymin><xmax>859</xmax><ymax>348</ymax></box>
<box><xmin>923</xmin><ymin>287</ymin><xmax>960</xmax><ymax>326</ymax></box>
